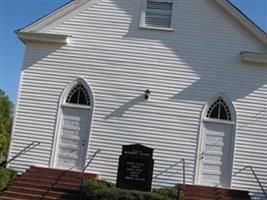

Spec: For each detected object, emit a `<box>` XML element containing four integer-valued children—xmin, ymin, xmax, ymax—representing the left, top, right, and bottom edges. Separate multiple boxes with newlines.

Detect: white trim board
<box><xmin>240</xmin><ymin>52</ymin><xmax>267</xmax><ymax>64</ymax></box>
<box><xmin>16</xmin><ymin>32</ymin><xmax>70</xmax><ymax>45</ymax></box>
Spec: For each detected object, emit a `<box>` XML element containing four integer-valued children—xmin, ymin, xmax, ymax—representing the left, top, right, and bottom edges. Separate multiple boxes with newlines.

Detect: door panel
<box><xmin>56</xmin><ymin>107</ymin><xmax>90</xmax><ymax>170</ymax></box>
<box><xmin>199</xmin><ymin>122</ymin><xmax>233</xmax><ymax>187</ymax></box>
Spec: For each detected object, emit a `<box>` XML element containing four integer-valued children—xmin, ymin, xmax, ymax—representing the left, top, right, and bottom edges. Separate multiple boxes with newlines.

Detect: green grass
<box><xmin>0</xmin><ymin>168</ymin><xmax>17</xmax><ymax>191</ymax></box>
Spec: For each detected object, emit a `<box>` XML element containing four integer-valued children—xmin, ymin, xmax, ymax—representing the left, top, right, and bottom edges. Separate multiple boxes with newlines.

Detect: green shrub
<box><xmin>82</xmin><ymin>180</ymin><xmax>184</xmax><ymax>200</ymax></box>
<box><xmin>153</xmin><ymin>188</ymin><xmax>184</xmax><ymax>200</ymax></box>
<box><xmin>0</xmin><ymin>168</ymin><xmax>17</xmax><ymax>191</ymax></box>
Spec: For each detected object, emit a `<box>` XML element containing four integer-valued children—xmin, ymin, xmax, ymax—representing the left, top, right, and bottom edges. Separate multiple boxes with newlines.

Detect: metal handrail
<box><xmin>153</xmin><ymin>158</ymin><xmax>186</xmax><ymax>200</ymax></box>
<box><xmin>79</xmin><ymin>149</ymin><xmax>102</xmax><ymax>200</ymax></box>
<box><xmin>81</xmin><ymin>149</ymin><xmax>102</xmax><ymax>175</ymax></box>
<box><xmin>80</xmin><ymin>149</ymin><xmax>102</xmax><ymax>181</ymax></box>
<box><xmin>233</xmin><ymin>166</ymin><xmax>267</xmax><ymax>198</ymax></box>
<box><xmin>179</xmin><ymin>159</ymin><xmax>186</xmax><ymax>200</ymax></box>
<box><xmin>1</xmin><ymin>141</ymin><xmax>40</xmax><ymax>167</ymax></box>
<box><xmin>153</xmin><ymin>158</ymin><xmax>186</xmax><ymax>186</ymax></box>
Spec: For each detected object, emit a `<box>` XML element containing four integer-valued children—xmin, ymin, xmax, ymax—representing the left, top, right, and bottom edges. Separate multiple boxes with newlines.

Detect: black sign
<box><xmin>116</xmin><ymin>144</ymin><xmax>154</xmax><ymax>191</ymax></box>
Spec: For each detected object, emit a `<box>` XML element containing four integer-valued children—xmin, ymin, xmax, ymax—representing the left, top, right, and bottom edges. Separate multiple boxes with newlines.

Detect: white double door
<box><xmin>55</xmin><ymin>106</ymin><xmax>91</xmax><ymax>170</ymax></box>
<box><xmin>198</xmin><ymin>121</ymin><xmax>234</xmax><ymax>187</ymax></box>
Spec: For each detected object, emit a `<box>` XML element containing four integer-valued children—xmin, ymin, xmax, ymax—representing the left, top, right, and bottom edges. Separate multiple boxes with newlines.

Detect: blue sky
<box><xmin>0</xmin><ymin>0</ymin><xmax>266</xmax><ymax>103</ymax></box>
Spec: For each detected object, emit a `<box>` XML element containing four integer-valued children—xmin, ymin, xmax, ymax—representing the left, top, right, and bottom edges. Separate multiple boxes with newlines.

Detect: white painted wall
<box><xmin>9</xmin><ymin>0</ymin><xmax>266</xmax><ymax>199</ymax></box>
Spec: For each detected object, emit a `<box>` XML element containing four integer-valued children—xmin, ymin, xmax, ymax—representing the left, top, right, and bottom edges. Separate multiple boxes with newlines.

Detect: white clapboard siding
<box><xmin>9</xmin><ymin>0</ymin><xmax>266</xmax><ymax>199</ymax></box>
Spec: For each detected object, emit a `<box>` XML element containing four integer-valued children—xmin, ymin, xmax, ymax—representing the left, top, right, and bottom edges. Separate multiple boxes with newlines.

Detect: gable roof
<box><xmin>17</xmin><ymin>0</ymin><xmax>267</xmax><ymax>47</ymax></box>
<box><xmin>215</xmin><ymin>0</ymin><xmax>266</xmax><ymax>47</ymax></box>
<box><xmin>18</xmin><ymin>0</ymin><xmax>88</xmax><ymax>33</ymax></box>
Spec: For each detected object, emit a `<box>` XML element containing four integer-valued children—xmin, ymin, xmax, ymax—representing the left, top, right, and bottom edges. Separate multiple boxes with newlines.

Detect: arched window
<box><xmin>206</xmin><ymin>97</ymin><xmax>231</xmax><ymax>121</ymax></box>
<box><xmin>66</xmin><ymin>83</ymin><xmax>90</xmax><ymax>105</ymax></box>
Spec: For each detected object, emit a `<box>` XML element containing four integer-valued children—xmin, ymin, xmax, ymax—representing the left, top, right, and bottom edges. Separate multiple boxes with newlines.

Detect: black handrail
<box><xmin>153</xmin><ymin>158</ymin><xmax>186</xmax><ymax>185</ymax></box>
<box><xmin>79</xmin><ymin>149</ymin><xmax>102</xmax><ymax>200</ymax></box>
<box><xmin>81</xmin><ymin>149</ymin><xmax>102</xmax><ymax>175</ymax></box>
<box><xmin>1</xmin><ymin>141</ymin><xmax>40</xmax><ymax>167</ymax></box>
<box><xmin>153</xmin><ymin>159</ymin><xmax>186</xmax><ymax>200</ymax></box>
<box><xmin>233</xmin><ymin>166</ymin><xmax>267</xmax><ymax>198</ymax></box>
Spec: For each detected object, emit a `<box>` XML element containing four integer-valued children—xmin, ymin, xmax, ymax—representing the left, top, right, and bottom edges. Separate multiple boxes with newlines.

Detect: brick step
<box><xmin>185</xmin><ymin>198</ymin><xmax>217</xmax><ymax>200</ymax></box>
<box><xmin>186</xmin><ymin>198</ymin><xmax>250</xmax><ymax>200</ymax></box>
<box><xmin>184</xmin><ymin>185</ymin><xmax>249</xmax><ymax>196</ymax></box>
<box><xmin>184</xmin><ymin>184</ymin><xmax>249</xmax><ymax>192</ymax></box>
<box><xmin>0</xmin><ymin>196</ymin><xmax>26</xmax><ymax>200</ymax></box>
<box><xmin>185</xmin><ymin>195</ymin><xmax>251</xmax><ymax>199</ymax></box>
<box><xmin>26</xmin><ymin>166</ymin><xmax>99</xmax><ymax>180</ymax></box>
<box><xmin>185</xmin><ymin>192</ymin><xmax>250</xmax><ymax>198</ymax></box>
<box><xmin>23</xmin><ymin>171</ymin><xmax>86</xmax><ymax>180</ymax></box>
<box><xmin>185</xmin><ymin>198</ymin><xmax>249</xmax><ymax>200</ymax></box>
<box><xmin>12</xmin><ymin>180</ymin><xmax>80</xmax><ymax>191</ymax></box>
<box><xmin>24</xmin><ymin>170</ymin><xmax>81</xmax><ymax>178</ymax></box>
<box><xmin>0</xmin><ymin>166</ymin><xmax>100</xmax><ymax>200</ymax></box>
<box><xmin>0</xmin><ymin>189</ymin><xmax>79</xmax><ymax>200</ymax></box>
<box><xmin>184</xmin><ymin>193</ymin><xmax>251</xmax><ymax>199</ymax></box>
<box><xmin>17</xmin><ymin>175</ymin><xmax>81</xmax><ymax>186</ymax></box>
<box><xmin>7</xmin><ymin>186</ymin><xmax>79</xmax><ymax>197</ymax></box>
<box><xmin>11</xmin><ymin>182</ymin><xmax>80</xmax><ymax>193</ymax></box>
<box><xmin>19</xmin><ymin>173</ymin><xmax>82</xmax><ymax>184</ymax></box>
<box><xmin>184</xmin><ymin>184</ymin><xmax>250</xmax><ymax>200</ymax></box>
<box><xmin>22</xmin><ymin>172</ymin><xmax>95</xmax><ymax>183</ymax></box>
<box><xmin>0</xmin><ymin>191</ymin><xmax>75</xmax><ymax>200</ymax></box>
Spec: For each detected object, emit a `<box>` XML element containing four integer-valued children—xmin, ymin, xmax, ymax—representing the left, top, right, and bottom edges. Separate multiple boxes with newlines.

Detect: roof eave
<box><xmin>16</xmin><ymin>32</ymin><xmax>70</xmax><ymax>45</ymax></box>
<box><xmin>215</xmin><ymin>0</ymin><xmax>267</xmax><ymax>47</ymax></box>
<box><xmin>19</xmin><ymin>0</ymin><xmax>89</xmax><ymax>33</ymax></box>
<box><xmin>240</xmin><ymin>52</ymin><xmax>267</xmax><ymax>64</ymax></box>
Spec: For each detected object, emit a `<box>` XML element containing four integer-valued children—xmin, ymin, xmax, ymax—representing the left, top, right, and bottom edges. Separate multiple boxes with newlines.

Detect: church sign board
<box><xmin>116</xmin><ymin>144</ymin><xmax>154</xmax><ymax>191</ymax></box>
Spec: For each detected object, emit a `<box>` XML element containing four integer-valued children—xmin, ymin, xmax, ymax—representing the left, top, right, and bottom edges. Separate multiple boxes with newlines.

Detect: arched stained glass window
<box><xmin>206</xmin><ymin>97</ymin><xmax>231</xmax><ymax>121</ymax></box>
<box><xmin>66</xmin><ymin>83</ymin><xmax>90</xmax><ymax>105</ymax></box>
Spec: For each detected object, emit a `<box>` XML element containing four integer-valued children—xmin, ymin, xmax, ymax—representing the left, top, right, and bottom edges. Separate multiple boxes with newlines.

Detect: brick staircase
<box><xmin>0</xmin><ymin>166</ymin><xmax>99</xmax><ymax>200</ymax></box>
<box><xmin>184</xmin><ymin>184</ymin><xmax>251</xmax><ymax>200</ymax></box>
<box><xmin>0</xmin><ymin>166</ymin><xmax>252</xmax><ymax>200</ymax></box>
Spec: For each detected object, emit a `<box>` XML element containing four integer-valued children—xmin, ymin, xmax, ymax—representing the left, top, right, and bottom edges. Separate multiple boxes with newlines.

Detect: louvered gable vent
<box><xmin>145</xmin><ymin>0</ymin><xmax>173</xmax><ymax>28</ymax></box>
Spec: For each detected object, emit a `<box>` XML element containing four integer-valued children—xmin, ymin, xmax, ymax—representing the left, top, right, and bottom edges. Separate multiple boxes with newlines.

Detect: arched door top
<box><xmin>66</xmin><ymin>83</ymin><xmax>91</xmax><ymax>105</ymax></box>
<box><xmin>203</xmin><ymin>94</ymin><xmax>236</xmax><ymax>123</ymax></box>
<box><xmin>60</xmin><ymin>77</ymin><xmax>94</xmax><ymax>108</ymax></box>
<box><xmin>206</xmin><ymin>97</ymin><xmax>232</xmax><ymax>121</ymax></box>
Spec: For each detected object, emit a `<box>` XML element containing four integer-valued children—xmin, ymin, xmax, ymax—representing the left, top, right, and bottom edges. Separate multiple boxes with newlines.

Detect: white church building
<box><xmin>8</xmin><ymin>0</ymin><xmax>267</xmax><ymax>199</ymax></box>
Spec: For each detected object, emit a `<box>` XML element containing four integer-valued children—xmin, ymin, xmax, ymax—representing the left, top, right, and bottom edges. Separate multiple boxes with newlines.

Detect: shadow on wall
<box><xmin>104</xmin><ymin>95</ymin><xmax>144</xmax><ymax>119</ymax></box>
<box><xmin>22</xmin><ymin>0</ymin><xmax>266</xmax><ymax>104</ymax></box>
<box><xmin>111</xmin><ymin>0</ymin><xmax>266</xmax><ymax>102</ymax></box>
<box><xmin>22</xmin><ymin>43</ymin><xmax>67</xmax><ymax>71</ymax></box>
